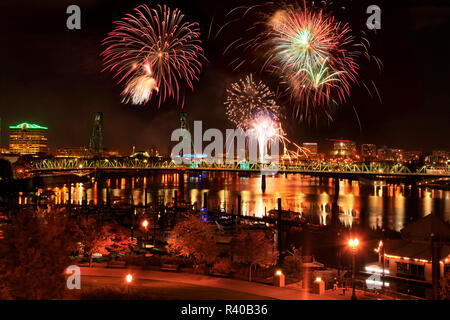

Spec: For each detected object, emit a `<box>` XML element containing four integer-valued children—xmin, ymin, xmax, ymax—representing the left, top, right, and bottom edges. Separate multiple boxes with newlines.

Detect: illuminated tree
<box><xmin>440</xmin><ymin>273</ymin><xmax>450</xmax><ymax>300</ymax></box>
<box><xmin>76</xmin><ymin>219</ymin><xmax>135</xmax><ymax>266</ymax></box>
<box><xmin>167</xmin><ymin>214</ymin><xmax>222</xmax><ymax>272</ymax></box>
<box><xmin>0</xmin><ymin>209</ymin><xmax>76</xmax><ymax>299</ymax></box>
<box><xmin>232</xmin><ymin>226</ymin><xmax>278</xmax><ymax>282</ymax></box>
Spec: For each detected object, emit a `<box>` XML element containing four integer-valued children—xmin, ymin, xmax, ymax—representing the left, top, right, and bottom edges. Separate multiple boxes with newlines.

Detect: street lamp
<box><xmin>348</xmin><ymin>237</ymin><xmax>359</xmax><ymax>300</ymax></box>
<box><xmin>142</xmin><ymin>219</ymin><xmax>149</xmax><ymax>253</ymax></box>
<box><xmin>125</xmin><ymin>273</ymin><xmax>133</xmax><ymax>297</ymax></box>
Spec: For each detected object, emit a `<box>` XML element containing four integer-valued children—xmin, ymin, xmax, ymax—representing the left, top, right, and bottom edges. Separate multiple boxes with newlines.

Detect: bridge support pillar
<box><xmin>178</xmin><ymin>171</ymin><xmax>184</xmax><ymax>190</ymax></box>
<box><xmin>203</xmin><ymin>191</ymin><xmax>208</xmax><ymax>211</ymax></box>
<box><xmin>174</xmin><ymin>190</ymin><xmax>177</xmax><ymax>209</ymax></box>
<box><xmin>331</xmin><ymin>178</ymin><xmax>340</xmax><ymax>225</ymax></box>
<box><xmin>144</xmin><ymin>188</ymin><xmax>148</xmax><ymax>207</ymax></box>
<box><xmin>261</xmin><ymin>174</ymin><xmax>266</xmax><ymax>192</ymax></box>
<box><xmin>237</xmin><ymin>194</ymin><xmax>241</xmax><ymax>217</ymax></box>
<box><xmin>277</xmin><ymin>198</ymin><xmax>283</xmax><ymax>266</ymax></box>
<box><xmin>67</xmin><ymin>183</ymin><xmax>72</xmax><ymax>206</ymax></box>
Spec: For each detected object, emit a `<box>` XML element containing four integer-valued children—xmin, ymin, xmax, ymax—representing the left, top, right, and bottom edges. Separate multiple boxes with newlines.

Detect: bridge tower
<box><xmin>89</xmin><ymin>112</ymin><xmax>103</xmax><ymax>156</ymax></box>
<box><xmin>179</xmin><ymin>112</ymin><xmax>195</xmax><ymax>155</ymax></box>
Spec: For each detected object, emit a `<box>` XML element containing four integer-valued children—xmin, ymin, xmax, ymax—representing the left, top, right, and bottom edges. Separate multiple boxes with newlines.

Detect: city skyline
<box><xmin>1</xmin><ymin>0</ymin><xmax>449</xmax><ymax>153</ymax></box>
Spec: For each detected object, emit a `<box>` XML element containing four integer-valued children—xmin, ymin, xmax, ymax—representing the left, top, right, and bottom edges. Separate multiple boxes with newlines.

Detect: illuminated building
<box><xmin>403</xmin><ymin>150</ymin><xmax>423</xmax><ymax>162</ymax></box>
<box><xmin>377</xmin><ymin>146</ymin><xmax>403</xmax><ymax>162</ymax></box>
<box><xmin>329</xmin><ymin>139</ymin><xmax>356</xmax><ymax>159</ymax></box>
<box><xmin>361</xmin><ymin>144</ymin><xmax>377</xmax><ymax>161</ymax></box>
<box><xmin>432</xmin><ymin>150</ymin><xmax>449</xmax><ymax>158</ymax></box>
<box><xmin>368</xmin><ymin>215</ymin><xmax>450</xmax><ymax>298</ymax></box>
<box><xmin>302</xmin><ymin>142</ymin><xmax>318</xmax><ymax>155</ymax></box>
<box><xmin>56</xmin><ymin>147</ymin><xmax>91</xmax><ymax>158</ymax></box>
<box><xmin>9</xmin><ymin>122</ymin><xmax>48</xmax><ymax>155</ymax></box>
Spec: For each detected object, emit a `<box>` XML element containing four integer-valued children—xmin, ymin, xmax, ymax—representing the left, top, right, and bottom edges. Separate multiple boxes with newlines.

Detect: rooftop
<box><xmin>9</xmin><ymin>122</ymin><xmax>48</xmax><ymax>130</ymax></box>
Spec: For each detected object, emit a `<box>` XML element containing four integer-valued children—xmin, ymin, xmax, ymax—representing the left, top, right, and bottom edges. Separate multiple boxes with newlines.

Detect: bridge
<box><xmin>25</xmin><ymin>158</ymin><xmax>450</xmax><ymax>180</ymax></box>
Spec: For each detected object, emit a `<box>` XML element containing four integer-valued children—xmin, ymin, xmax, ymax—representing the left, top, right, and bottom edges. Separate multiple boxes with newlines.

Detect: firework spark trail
<box><xmin>101</xmin><ymin>4</ymin><xmax>205</xmax><ymax>107</ymax></box>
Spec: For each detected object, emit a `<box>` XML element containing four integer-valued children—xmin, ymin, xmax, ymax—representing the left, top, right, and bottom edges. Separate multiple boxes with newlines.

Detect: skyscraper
<box><xmin>9</xmin><ymin>122</ymin><xmax>48</xmax><ymax>155</ymax></box>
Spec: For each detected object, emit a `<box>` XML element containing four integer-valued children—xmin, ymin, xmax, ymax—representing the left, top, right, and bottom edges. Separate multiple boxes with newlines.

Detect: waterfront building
<box><xmin>9</xmin><ymin>122</ymin><xmax>48</xmax><ymax>155</ymax></box>
<box><xmin>329</xmin><ymin>139</ymin><xmax>357</xmax><ymax>159</ymax></box>
<box><xmin>403</xmin><ymin>150</ymin><xmax>423</xmax><ymax>162</ymax></box>
<box><xmin>302</xmin><ymin>142</ymin><xmax>318</xmax><ymax>160</ymax></box>
<box><xmin>367</xmin><ymin>214</ymin><xmax>450</xmax><ymax>298</ymax></box>
<box><xmin>377</xmin><ymin>146</ymin><xmax>403</xmax><ymax>162</ymax></box>
<box><xmin>55</xmin><ymin>147</ymin><xmax>91</xmax><ymax>158</ymax></box>
<box><xmin>361</xmin><ymin>144</ymin><xmax>377</xmax><ymax>161</ymax></box>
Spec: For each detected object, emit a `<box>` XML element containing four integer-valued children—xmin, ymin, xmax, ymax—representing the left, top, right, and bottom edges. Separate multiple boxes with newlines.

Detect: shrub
<box><xmin>212</xmin><ymin>258</ymin><xmax>232</xmax><ymax>275</ymax></box>
<box><xmin>123</xmin><ymin>255</ymin><xmax>146</xmax><ymax>267</ymax></box>
<box><xmin>144</xmin><ymin>255</ymin><xmax>161</xmax><ymax>267</ymax></box>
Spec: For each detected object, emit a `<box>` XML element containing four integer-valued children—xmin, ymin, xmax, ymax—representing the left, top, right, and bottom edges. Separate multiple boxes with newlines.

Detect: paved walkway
<box><xmin>80</xmin><ymin>267</ymin><xmax>386</xmax><ymax>300</ymax></box>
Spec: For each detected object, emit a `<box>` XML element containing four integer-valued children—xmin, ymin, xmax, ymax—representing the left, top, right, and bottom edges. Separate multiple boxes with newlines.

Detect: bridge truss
<box><xmin>30</xmin><ymin>158</ymin><xmax>450</xmax><ymax>178</ymax></box>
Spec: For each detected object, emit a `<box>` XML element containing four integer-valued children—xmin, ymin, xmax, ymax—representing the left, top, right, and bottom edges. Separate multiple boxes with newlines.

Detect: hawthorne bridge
<box><xmin>26</xmin><ymin>157</ymin><xmax>450</xmax><ymax>180</ymax></box>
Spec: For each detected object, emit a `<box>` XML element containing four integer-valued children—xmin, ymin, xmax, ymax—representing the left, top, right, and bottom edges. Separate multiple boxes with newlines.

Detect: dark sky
<box><xmin>0</xmin><ymin>0</ymin><xmax>449</xmax><ymax>155</ymax></box>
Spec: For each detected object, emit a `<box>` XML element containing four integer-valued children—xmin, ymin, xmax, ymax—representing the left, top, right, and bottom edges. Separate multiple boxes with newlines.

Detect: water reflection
<box><xmin>25</xmin><ymin>172</ymin><xmax>450</xmax><ymax>232</ymax></box>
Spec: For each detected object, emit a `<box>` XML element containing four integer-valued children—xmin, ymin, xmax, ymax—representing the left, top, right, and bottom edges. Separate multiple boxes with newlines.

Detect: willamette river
<box><xmin>23</xmin><ymin>172</ymin><xmax>450</xmax><ymax>232</ymax></box>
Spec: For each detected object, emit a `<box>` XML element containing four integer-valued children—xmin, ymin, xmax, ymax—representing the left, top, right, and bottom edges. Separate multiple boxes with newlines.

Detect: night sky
<box><xmin>1</xmin><ymin>0</ymin><xmax>449</xmax><ymax>155</ymax></box>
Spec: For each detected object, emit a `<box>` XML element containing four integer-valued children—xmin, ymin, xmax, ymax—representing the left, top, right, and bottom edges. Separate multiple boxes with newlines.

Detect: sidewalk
<box><xmin>80</xmin><ymin>267</ymin><xmax>382</xmax><ymax>300</ymax></box>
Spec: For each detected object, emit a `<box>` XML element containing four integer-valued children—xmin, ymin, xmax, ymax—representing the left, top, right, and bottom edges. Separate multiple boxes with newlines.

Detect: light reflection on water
<box><xmin>25</xmin><ymin>172</ymin><xmax>450</xmax><ymax>232</ymax></box>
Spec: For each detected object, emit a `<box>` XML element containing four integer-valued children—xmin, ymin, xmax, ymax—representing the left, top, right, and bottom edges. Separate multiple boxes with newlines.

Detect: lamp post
<box><xmin>125</xmin><ymin>273</ymin><xmax>133</xmax><ymax>298</ymax></box>
<box><xmin>142</xmin><ymin>219</ymin><xmax>149</xmax><ymax>253</ymax></box>
<box><xmin>348</xmin><ymin>237</ymin><xmax>359</xmax><ymax>300</ymax></box>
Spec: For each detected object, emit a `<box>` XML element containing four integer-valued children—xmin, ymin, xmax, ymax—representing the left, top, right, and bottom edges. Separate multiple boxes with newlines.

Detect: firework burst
<box><xmin>265</xmin><ymin>5</ymin><xmax>359</xmax><ymax>119</ymax></box>
<box><xmin>217</xmin><ymin>1</ymin><xmax>380</xmax><ymax>123</ymax></box>
<box><xmin>101</xmin><ymin>4</ymin><xmax>205</xmax><ymax>107</ymax></box>
<box><xmin>225</xmin><ymin>74</ymin><xmax>280</xmax><ymax>129</ymax></box>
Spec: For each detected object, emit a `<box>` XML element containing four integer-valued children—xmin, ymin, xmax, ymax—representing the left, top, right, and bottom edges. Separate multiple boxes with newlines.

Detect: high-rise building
<box><xmin>361</xmin><ymin>144</ymin><xmax>377</xmax><ymax>161</ymax></box>
<box><xmin>377</xmin><ymin>146</ymin><xmax>403</xmax><ymax>162</ymax></box>
<box><xmin>9</xmin><ymin>122</ymin><xmax>48</xmax><ymax>155</ymax></box>
<box><xmin>403</xmin><ymin>150</ymin><xmax>423</xmax><ymax>162</ymax></box>
<box><xmin>302</xmin><ymin>142</ymin><xmax>318</xmax><ymax>159</ymax></box>
<box><xmin>329</xmin><ymin>139</ymin><xmax>357</xmax><ymax>158</ymax></box>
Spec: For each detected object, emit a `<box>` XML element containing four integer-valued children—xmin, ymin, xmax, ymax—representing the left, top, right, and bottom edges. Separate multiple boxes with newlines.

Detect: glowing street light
<box><xmin>348</xmin><ymin>237</ymin><xmax>360</xmax><ymax>300</ymax></box>
<box><xmin>142</xmin><ymin>219</ymin><xmax>149</xmax><ymax>253</ymax></box>
<box><xmin>126</xmin><ymin>274</ymin><xmax>133</xmax><ymax>283</ymax></box>
<box><xmin>125</xmin><ymin>273</ymin><xmax>133</xmax><ymax>297</ymax></box>
<box><xmin>348</xmin><ymin>238</ymin><xmax>359</xmax><ymax>250</ymax></box>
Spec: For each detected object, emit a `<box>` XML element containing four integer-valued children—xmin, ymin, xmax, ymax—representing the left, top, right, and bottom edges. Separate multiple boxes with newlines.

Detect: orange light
<box><xmin>348</xmin><ymin>237</ymin><xmax>359</xmax><ymax>250</ymax></box>
<box><xmin>142</xmin><ymin>220</ymin><xmax>149</xmax><ymax>228</ymax></box>
<box><xmin>126</xmin><ymin>274</ymin><xmax>133</xmax><ymax>283</ymax></box>
<box><xmin>275</xmin><ymin>270</ymin><xmax>283</xmax><ymax>276</ymax></box>
<box><xmin>315</xmin><ymin>277</ymin><xmax>322</xmax><ymax>282</ymax></box>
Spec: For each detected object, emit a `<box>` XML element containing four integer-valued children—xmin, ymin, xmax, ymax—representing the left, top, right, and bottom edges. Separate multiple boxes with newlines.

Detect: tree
<box><xmin>283</xmin><ymin>246</ymin><xmax>303</xmax><ymax>281</ymax></box>
<box><xmin>76</xmin><ymin>219</ymin><xmax>135</xmax><ymax>266</ymax></box>
<box><xmin>167</xmin><ymin>214</ymin><xmax>222</xmax><ymax>272</ymax></box>
<box><xmin>104</xmin><ymin>222</ymin><xmax>136</xmax><ymax>256</ymax></box>
<box><xmin>440</xmin><ymin>273</ymin><xmax>450</xmax><ymax>300</ymax></box>
<box><xmin>0</xmin><ymin>208</ymin><xmax>77</xmax><ymax>299</ymax></box>
<box><xmin>232</xmin><ymin>226</ymin><xmax>278</xmax><ymax>282</ymax></box>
